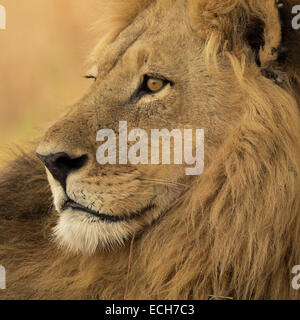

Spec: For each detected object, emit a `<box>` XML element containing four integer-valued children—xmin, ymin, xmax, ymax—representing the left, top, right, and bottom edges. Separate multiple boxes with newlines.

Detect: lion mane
<box><xmin>0</xmin><ymin>0</ymin><xmax>300</xmax><ymax>299</ymax></box>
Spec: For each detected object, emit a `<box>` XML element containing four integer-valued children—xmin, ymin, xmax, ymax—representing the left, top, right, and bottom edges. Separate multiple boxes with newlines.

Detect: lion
<box><xmin>0</xmin><ymin>0</ymin><xmax>300</xmax><ymax>300</ymax></box>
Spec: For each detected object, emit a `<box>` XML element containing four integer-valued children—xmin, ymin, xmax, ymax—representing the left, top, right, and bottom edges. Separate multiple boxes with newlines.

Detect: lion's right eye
<box><xmin>84</xmin><ymin>75</ymin><xmax>97</xmax><ymax>81</ymax></box>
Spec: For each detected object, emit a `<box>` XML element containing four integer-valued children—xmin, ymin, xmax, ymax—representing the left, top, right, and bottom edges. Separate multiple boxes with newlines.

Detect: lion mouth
<box><xmin>62</xmin><ymin>199</ymin><xmax>155</xmax><ymax>223</ymax></box>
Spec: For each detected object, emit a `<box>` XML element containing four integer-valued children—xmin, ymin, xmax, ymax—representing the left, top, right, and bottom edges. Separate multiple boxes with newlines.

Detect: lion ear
<box><xmin>191</xmin><ymin>1</ymin><xmax>299</xmax><ymax>86</ymax></box>
<box><xmin>191</xmin><ymin>1</ymin><xmax>285</xmax><ymax>69</ymax></box>
<box><xmin>244</xmin><ymin>1</ymin><xmax>283</xmax><ymax>70</ymax></box>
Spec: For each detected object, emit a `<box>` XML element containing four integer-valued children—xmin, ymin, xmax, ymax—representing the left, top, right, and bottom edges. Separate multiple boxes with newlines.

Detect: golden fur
<box><xmin>0</xmin><ymin>0</ymin><xmax>300</xmax><ymax>299</ymax></box>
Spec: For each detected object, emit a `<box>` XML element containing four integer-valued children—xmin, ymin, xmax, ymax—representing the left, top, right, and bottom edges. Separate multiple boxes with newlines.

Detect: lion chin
<box><xmin>53</xmin><ymin>210</ymin><xmax>132</xmax><ymax>254</ymax></box>
<box><xmin>46</xmin><ymin>171</ymin><xmax>129</xmax><ymax>254</ymax></box>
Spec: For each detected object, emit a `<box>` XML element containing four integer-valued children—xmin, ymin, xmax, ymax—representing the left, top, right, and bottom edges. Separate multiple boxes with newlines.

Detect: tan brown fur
<box><xmin>1</xmin><ymin>0</ymin><xmax>300</xmax><ymax>299</ymax></box>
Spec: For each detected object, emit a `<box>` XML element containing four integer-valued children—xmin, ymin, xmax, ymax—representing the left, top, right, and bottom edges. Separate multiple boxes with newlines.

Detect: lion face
<box><xmin>36</xmin><ymin>1</ymin><xmax>242</xmax><ymax>254</ymax></box>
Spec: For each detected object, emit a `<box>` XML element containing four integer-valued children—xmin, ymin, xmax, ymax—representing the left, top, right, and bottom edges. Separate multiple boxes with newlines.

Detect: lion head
<box><xmin>35</xmin><ymin>0</ymin><xmax>300</xmax><ymax>266</ymax></box>
<box><xmin>0</xmin><ymin>0</ymin><xmax>300</xmax><ymax>300</ymax></box>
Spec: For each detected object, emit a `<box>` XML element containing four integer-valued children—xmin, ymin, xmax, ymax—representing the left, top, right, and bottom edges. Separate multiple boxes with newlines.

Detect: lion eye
<box><xmin>84</xmin><ymin>65</ymin><xmax>98</xmax><ymax>81</ymax></box>
<box><xmin>138</xmin><ymin>75</ymin><xmax>172</xmax><ymax>97</ymax></box>
<box><xmin>146</xmin><ymin>78</ymin><xmax>164</xmax><ymax>92</ymax></box>
<box><xmin>84</xmin><ymin>75</ymin><xmax>97</xmax><ymax>81</ymax></box>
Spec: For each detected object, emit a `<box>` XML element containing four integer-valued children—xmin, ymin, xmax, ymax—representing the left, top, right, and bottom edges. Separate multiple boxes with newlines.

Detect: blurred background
<box><xmin>0</xmin><ymin>0</ymin><xmax>99</xmax><ymax>157</ymax></box>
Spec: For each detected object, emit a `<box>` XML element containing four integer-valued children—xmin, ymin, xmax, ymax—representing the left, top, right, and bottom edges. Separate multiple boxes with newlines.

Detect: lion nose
<box><xmin>36</xmin><ymin>152</ymin><xmax>88</xmax><ymax>190</ymax></box>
